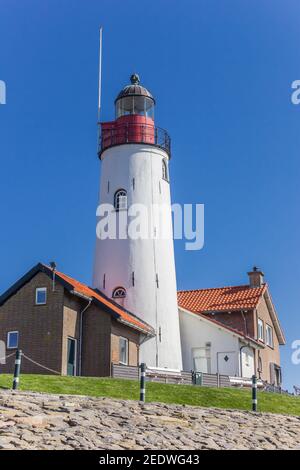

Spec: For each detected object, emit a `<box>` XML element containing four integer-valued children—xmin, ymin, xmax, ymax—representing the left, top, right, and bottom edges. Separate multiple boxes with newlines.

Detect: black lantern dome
<box><xmin>115</xmin><ymin>74</ymin><xmax>155</xmax><ymax>119</ymax></box>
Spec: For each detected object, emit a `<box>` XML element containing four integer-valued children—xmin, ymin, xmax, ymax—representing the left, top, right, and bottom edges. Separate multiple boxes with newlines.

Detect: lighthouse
<box><xmin>93</xmin><ymin>74</ymin><xmax>182</xmax><ymax>371</ymax></box>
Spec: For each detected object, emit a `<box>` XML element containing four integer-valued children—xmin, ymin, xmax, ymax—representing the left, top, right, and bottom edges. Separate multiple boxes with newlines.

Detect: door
<box><xmin>217</xmin><ymin>351</ymin><xmax>237</xmax><ymax>376</ymax></box>
<box><xmin>240</xmin><ymin>347</ymin><xmax>255</xmax><ymax>378</ymax></box>
<box><xmin>67</xmin><ymin>338</ymin><xmax>77</xmax><ymax>376</ymax></box>
<box><xmin>193</xmin><ymin>347</ymin><xmax>211</xmax><ymax>373</ymax></box>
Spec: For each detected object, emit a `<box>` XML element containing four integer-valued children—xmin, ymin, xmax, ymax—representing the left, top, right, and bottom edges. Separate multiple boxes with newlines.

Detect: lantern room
<box><xmin>98</xmin><ymin>74</ymin><xmax>170</xmax><ymax>158</ymax></box>
<box><xmin>115</xmin><ymin>73</ymin><xmax>155</xmax><ymax>120</ymax></box>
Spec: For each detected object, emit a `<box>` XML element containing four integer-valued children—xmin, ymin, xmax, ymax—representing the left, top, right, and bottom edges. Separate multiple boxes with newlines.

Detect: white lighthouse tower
<box><xmin>93</xmin><ymin>74</ymin><xmax>182</xmax><ymax>371</ymax></box>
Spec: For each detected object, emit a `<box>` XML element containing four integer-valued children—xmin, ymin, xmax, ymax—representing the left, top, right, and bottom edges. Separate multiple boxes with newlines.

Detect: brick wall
<box><xmin>207</xmin><ymin>310</ymin><xmax>255</xmax><ymax>338</ymax></box>
<box><xmin>111</xmin><ymin>320</ymin><xmax>139</xmax><ymax>367</ymax></box>
<box><xmin>255</xmin><ymin>295</ymin><xmax>281</xmax><ymax>384</ymax></box>
<box><xmin>61</xmin><ymin>293</ymin><xmax>81</xmax><ymax>375</ymax></box>
<box><xmin>0</xmin><ymin>271</ymin><xmax>143</xmax><ymax>377</ymax></box>
<box><xmin>0</xmin><ymin>272</ymin><xmax>64</xmax><ymax>374</ymax></box>
<box><xmin>81</xmin><ymin>304</ymin><xmax>112</xmax><ymax>377</ymax></box>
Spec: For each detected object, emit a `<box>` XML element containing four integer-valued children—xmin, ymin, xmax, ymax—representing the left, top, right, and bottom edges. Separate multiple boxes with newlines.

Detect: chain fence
<box><xmin>0</xmin><ymin>351</ymin><xmax>16</xmax><ymax>362</ymax></box>
<box><xmin>21</xmin><ymin>353</ymin><xmax>61</xmax><ymax>375</ymax></box>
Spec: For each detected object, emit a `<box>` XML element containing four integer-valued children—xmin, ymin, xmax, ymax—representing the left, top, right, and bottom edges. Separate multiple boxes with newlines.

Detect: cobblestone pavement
<box><xmin>0</xmin><ymin>390</ymin><xmax>299</xmax><ymax>450</ymax></box>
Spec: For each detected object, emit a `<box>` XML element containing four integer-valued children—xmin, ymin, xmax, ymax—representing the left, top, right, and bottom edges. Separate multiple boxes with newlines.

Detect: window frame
<box><xmin>67</xmin><ymin>336</ymin><xmax>78</xmax><ymax>377</ymax></box>
<box><xmin>35</xmin><ymin>287</ymin><xmax>47</xmax><ymax>305</ymax></box>
<box><xmin>112</xmin><ymin>287</ymin><xmax>126</xmax><ymax>299</ymax></box>
<box><xmin>119</xmin><ymin>336</ymin><xmax>129</xmax><ymax>365</ymax></box>
<box><xmin>257</xmin><ymin>318</ymin><xmax>264</xmax><ymax>342</ymax></box>
<box><xmin>266</xmin><ymin>324</ymin><xmax>274</xmax><ymax>348</ymax></box>
<box><xmin>162</xmin><ymin>159</ymin><xmax>169</xmax><ymax>182</ymax></box>
<box><xmin>114</xmin><ymin>189</ymin><xmax>127</xmax><ymax>211</ymax></box>
<box><xmin>7</xmin><ymin>331</ymin><xmax>19</xmax><ymax>349</ymax></box>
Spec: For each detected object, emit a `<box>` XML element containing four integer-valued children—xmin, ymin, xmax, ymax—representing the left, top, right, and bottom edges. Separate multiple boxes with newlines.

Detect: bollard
<box><xmin>12</xmin><ymin>349</ymin><xmax>22</xmax><ymax>390</ymax></box>
<box><xmin>252</xmin><ymin>374</ymin><xmax>257</xmax><ymax>412</ymax></box>
<box><xmin>140</xmin><ymin>363</ymin><xmax>146</xmax><ymax>402</ymax></box>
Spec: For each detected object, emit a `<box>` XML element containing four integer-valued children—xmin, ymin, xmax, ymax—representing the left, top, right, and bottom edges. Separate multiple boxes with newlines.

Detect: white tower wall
<box><xmin>93</xmin><ymin>144</ymin><xmax>182</xmax><ymax>371</ymax></box>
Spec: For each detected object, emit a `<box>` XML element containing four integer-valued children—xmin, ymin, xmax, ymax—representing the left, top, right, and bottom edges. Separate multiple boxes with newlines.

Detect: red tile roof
<box><xmin>177</xmin><ymin>284</ymin><xmax>266</xmax><ymax>314</ymax></box>
<box><xmin>54</xmin><ymin>269</ymin><xmax>154</xmax><ymax>335</ymax></box>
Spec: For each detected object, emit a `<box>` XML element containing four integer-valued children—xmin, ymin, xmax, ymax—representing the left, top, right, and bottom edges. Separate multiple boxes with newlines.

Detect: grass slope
<box><xmin>0</xmin><ymin>374</ymin><xmax>299</xmax><ymax>416</ymax></box>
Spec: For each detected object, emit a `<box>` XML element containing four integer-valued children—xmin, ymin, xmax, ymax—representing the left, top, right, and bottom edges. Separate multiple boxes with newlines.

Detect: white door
<box><xmin>241</xmin><ymin>347</ymin><xmax>255</xmax><ymax>378</ymax></box>
<box><xmin>217</xmin><ymin>352</ymin><xmax>237</xmax><ymax>376</ymax></box>
<box><xmin>193</xmin><ymin>347</ymin><xmax>211</xmax><ymax>373</ymax></box>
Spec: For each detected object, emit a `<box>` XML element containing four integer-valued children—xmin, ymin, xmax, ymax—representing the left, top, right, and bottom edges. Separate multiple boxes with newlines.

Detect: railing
<box><xmin>111</xmin><ymin>364</ymin><xmax>191</xmax><ymax>384</ymax></box>
<box><xmin>99</xmin><ymin>123</ymin><xmax>171</xmax><ymax>157</ymax></box>
<box><xmin>263</xmin><ymin>383</ymin><xmax>292</xmax><ymax>395</ymax></box>
<box><xmin>194</xmin><ymin>372</ymin><xmax>231</xmax><ymax>388</ymax></box>
<box><xmin>230</xmin><ymin>376</ymin><xmax>264</xmax><ymax>388</ymax></box>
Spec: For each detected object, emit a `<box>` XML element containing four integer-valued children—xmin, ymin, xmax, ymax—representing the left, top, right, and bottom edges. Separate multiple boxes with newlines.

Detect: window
<box><xmin>119</xmin><ymin>337</ymin><xmax>128</xmax><ymax>365</ymax></box>
<box><xmin>36</xmin><ymin>287</ymin><xmax>47</xmax><ymax>305</ymax></box>
<box><xmin>266</xmin><ymin>324</ymin><xmax>274</xmax><ymax>347</ymax></box>
<box><xmin>112</xmin><ymin>287</ymin><xmax>126</xmax><ymax>299</ymax></box>
<box><xmin>258</xmin><ymin>318</ymin><xmax>264</xmax><ymax>341</ymax></box>
<box><xmin>114</xmin><ymin>189</ymin><xmax>127</xmax><ymax>211</ymax></box>
<box><xmin>162</xmin><ymin>159</ymin><xmax>169</xmax><ymax>181</ymax></box>
<box><xmin>7</xmin><ymin>331</ymin><xmax>19</xmax><ymax>349</ymax></box>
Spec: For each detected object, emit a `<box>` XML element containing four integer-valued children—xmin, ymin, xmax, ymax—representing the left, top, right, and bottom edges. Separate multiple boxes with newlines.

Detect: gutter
<box><xmin>240</xmin><ymin>310</ymin><xmax>248</xmax><ymax>336</ymax></box>
<box><xmin>70</xmin><ymin>290</ymin><xmax>93</xmax><ymax>376</ymax></box>
<box><xmin>79</xmin><ymin>299</ymin><xmax>92</xmax><ymax>376</ymax></box>
<box><xmin>117</xmin><ymin>317</ymin><xmax>155</xmax><ymax>339</ymax></box>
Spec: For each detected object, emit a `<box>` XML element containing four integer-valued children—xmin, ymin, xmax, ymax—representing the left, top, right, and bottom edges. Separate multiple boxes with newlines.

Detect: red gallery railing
<box><xmin>98</xmin><ymin>123</ymin><xmax>171</xmax><ymax>157</ymax></box>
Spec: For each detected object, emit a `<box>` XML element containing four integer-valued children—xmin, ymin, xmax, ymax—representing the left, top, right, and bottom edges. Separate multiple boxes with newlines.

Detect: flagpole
<box><xmin>98</xmin><ymin>26</ymin><xmax>103</xmax><ymax>122</ymax></box>
<box><xmin>97</xmin><ymin>27</ymin><xmax>103</xmax><ymax>154</ymax></box>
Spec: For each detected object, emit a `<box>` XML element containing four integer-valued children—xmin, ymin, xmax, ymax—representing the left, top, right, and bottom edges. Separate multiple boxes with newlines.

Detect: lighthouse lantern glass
<box><xmin>116</xmin><ymin>96</ymin><xmax>154</xmax><ymax>120</ymax></box>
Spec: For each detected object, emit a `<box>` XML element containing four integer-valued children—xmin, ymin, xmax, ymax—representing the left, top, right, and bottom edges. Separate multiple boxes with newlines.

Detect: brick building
<box><xmin>0</xmin><ymin>264</ymin><xmax>154</xmax><ymax>376</ymax></box>
<box><xmin>178</xmin><ymin>268</ymin><xmax>285</xmax><ymax>385</ymax></box>
<box><xmin>0</xmin><ymin>264</ymin><xmax>285</xmax><ymax>386</ymax></box>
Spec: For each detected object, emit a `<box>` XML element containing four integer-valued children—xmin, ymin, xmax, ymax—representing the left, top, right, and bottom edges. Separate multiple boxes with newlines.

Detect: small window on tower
<box><xmin>114</xmin><ymin>189</ymin><xmax>127</xmax><ymax>211</ymax></box>
<box><xmin>162</xmin><ymin>159</ymin><xmax>169</xmax><ymax>182</ymax></box>
<box><xmin>112</xmin><ymin>287</ymin><xmax>126</xmax><ymax>299</ymax></box>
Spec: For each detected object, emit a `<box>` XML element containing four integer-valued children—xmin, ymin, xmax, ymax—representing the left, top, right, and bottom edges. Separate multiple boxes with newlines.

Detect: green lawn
<box><xmin>0</xmin><ymin>374</ymin><xmax>299</xmax><ymax>416</ymax></box>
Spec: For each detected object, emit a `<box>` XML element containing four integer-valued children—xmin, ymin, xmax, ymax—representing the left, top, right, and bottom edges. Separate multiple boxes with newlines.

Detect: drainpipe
<box><xmin>79</xmin><ymin>299</ymin><xmax>92</xmax><ymax>377</ymax></box>
<box><xmin>70</xmin><ymin>291</ymin><xmax>93</xmax><ymax>377</ymax></box>
<box><xmin>240</xmin><ymin>310</ymin><xmax>248</xmax><ymax>336</ymax></box>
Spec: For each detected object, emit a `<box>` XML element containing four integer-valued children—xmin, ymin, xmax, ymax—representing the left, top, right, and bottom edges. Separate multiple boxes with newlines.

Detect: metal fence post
<box><xmin>12</xmin><ymin>349</ymin><xmax>22</xmax><ymax>390</ymax></box>
<box><xmin>140</xmin><ymin>363</ymin><xmax>146</xmax><ymax>402</ymax></box>
<box><xmin>252</xmin><ymin>375</ymin><xmax>257</xmax><ymax>412</ymax></box>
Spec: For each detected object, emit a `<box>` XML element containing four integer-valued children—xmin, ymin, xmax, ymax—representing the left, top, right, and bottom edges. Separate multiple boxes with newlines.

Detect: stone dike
<box><xmin>0</xmin><ymin>390</ymin><xmax>299</xmax><ymax>450</ymax></box>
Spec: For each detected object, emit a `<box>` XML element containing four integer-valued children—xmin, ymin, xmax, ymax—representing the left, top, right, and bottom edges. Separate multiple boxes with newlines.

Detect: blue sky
<box><xmin>0</xmin><ymin>0</ymin><xmax>299</xmax><ymax>390</ymax></box>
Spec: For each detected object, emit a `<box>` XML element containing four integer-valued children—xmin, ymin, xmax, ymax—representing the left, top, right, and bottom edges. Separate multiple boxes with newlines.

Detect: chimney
<box><xmin>248</xmin><ymin>266</ymin><xmax>264</xmax><ymax>288</ymax></box>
